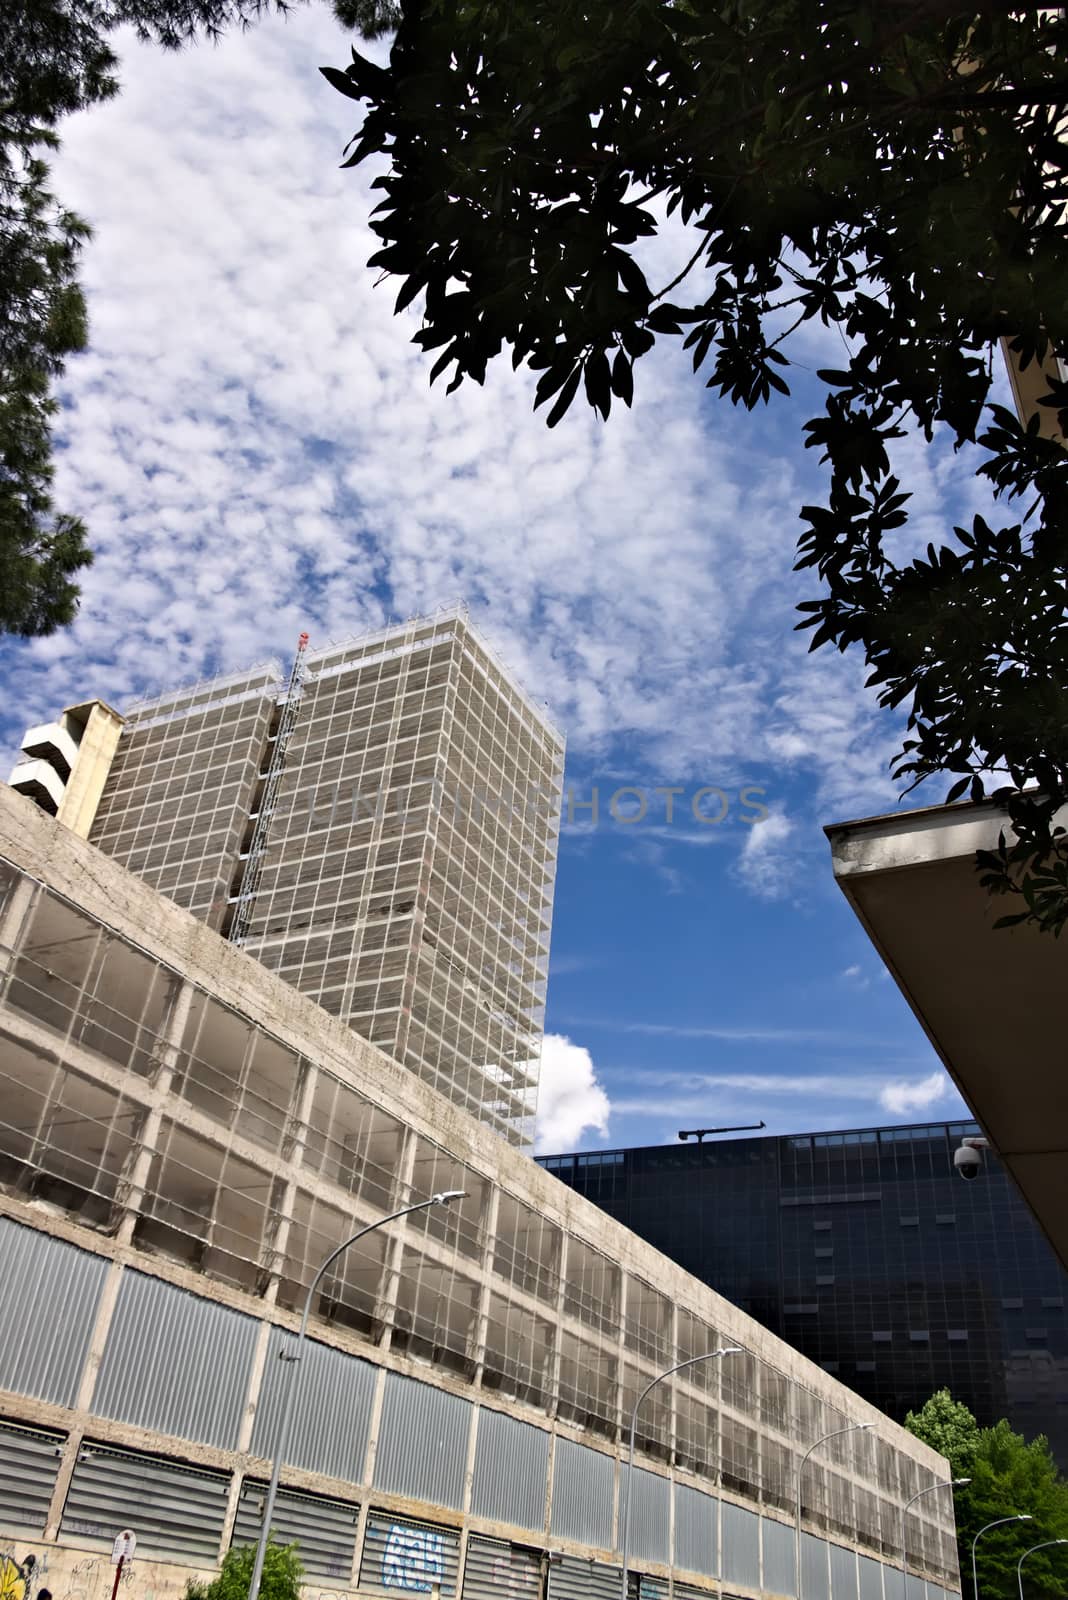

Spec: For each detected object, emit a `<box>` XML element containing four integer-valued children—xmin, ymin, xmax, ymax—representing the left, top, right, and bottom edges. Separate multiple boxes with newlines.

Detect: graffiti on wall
<box><xmin>381</xmin><ymin>1525</ymin><xmax>445</xmax><ymax>1593</ymax></box>
<box><xmin>0</xmin><ymin>1550</ymin><xmax>52</xmax><ymax>1600</ymax></box>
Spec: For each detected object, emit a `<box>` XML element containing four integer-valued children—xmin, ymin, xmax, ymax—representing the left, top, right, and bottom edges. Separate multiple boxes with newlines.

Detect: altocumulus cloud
<box><xmin>534</xmin><ymin>1035</ymin><xmax>611</xmax><ymax>1153</ymax></box>
<box><xmin>0</xmin><ymin>7</ymin><xmax>997</xmax><ymax>870</ymax></box>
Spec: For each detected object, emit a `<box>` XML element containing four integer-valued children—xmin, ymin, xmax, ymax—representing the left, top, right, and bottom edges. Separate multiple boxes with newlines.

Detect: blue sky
<box><xmin>0</xmin><ymin>4</ymin><xmax>986</xmax><ymax>1151</ymax></box>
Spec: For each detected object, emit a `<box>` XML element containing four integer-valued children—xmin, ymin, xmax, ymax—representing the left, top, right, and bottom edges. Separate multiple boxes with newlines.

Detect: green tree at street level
<box><xmin>326</xmin><ymin>0</ymin><xmax>1068</xmax><ymax>931</ymax></box>
<box><xmin>185</xmin><ymin>1538</ymin><xmax>304</xmax><ymax>1600</ymax></box>
<box><xmin>906</xmin><ymin>1392</ymin><xmax>1068</xmax><ymax>1600</ymax></box>
<box><xmin>904</xmin><ymin>1389</ymin><xmax>981</xmax><ymax>1480</ymax></box>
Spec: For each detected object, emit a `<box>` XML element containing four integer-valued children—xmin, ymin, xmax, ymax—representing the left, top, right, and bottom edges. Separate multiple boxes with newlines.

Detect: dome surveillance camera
<box><xmin>954</xmin><ymin>1144</ymin><xmax>982</xmax><ymax>1181</ymax></box>
<box><xmin>954</xmin><ymin>1136</ymin><xmax>989</xmax><ymax>1181</ymax></box>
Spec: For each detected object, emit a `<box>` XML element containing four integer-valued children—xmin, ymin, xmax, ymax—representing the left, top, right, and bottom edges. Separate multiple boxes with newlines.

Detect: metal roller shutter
<box><xmin>232</xmin><ymin>1480</ymin><xmax>359</xmax><ymax>1584</ymax></box>
<box><xmin>462</xmin><ymin>1537</ymin><xmax>542</xmax><ymax>1600</ymax></box>
<box><xmin>61</xmin><ymin>1441</ymin><xmax>230</xmax><ymax>1564</ymax></box>
<box><xmin>673</xmin><ymin>1584</ymin><xmax>716</xmax><ymax>1600</ymax></box>
<box><xmin>547</xmin><ymin>1556</ymin><xmax>621</xmax><ymax>1600</ymax></box>
<box><xmin>0</xmin><ymin>1421</ymin><xmax>65</xmax><ymax>1534</ymax></box>
<box><xmin>359</xmin><ymin>1510</ymin><xmax>461</xmax><ymax>1598</ymax></box>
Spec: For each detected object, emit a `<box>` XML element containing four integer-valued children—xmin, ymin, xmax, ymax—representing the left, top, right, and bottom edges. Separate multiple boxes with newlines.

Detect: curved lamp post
<box><xmin>248</xmin><ymin>1191</ymin><xmax>468</xmax><ymax>1600</ymax></box>
<box><xmin>1016</xmin><ymin>1539</ymin><xmax>1068</xmax><ymax>1600</ymax></box>
<box><xmin>971</xmin><ymin>1515</ymin><xmax>1032</xmax><ymax>1600</ymax></box>
<box><xmin>619</xmin><ymin>1347</ymin><xmax>743</xmax><ymax>1600</ymax></box>
<box><xmin>901</xmin><ymin>1479</ymin><xmax>970</xmax><ymax>1600</ymax></box>
<box><xmin>796</xmin><ymin>1424</ymin><xmax>875</xmax><ymax>1600</ymax></box>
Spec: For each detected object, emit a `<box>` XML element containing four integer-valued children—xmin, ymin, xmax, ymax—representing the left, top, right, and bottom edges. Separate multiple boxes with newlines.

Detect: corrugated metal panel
<box><xmin>232</xmin><ymin>1480</ymin><xmax>359</xmax><ymax>1583</ymax></box>
<box><xmin>802</xmin><ymin>1534</ymin><xmax>830</xmax><ymax>1600</ymax></box>
<box><xmin>252</xmin><ymin>1325</ymin><xmax>377</xmax><ymax>1483</ymax></box>
<box><xmin>0</xmin><ymin>1421</ymin><xmax>65</xmax><ymax>1534</ymax></box>
<box><xmin>359</xmin><ymin>1509</ymin><xmax>461</xmax><ymax>1598</ymax></box>
<box><xmin>471</xmin><ymin>1408</ymin><xmax>550</xmax><ymax>1532</ymax></box>
<box><xmin>0</xmin><ymin>1217</ymin><xmax>107</xmax><ymax>1405</ymax></box>
<box><xmin>462</xmin><ymin>1536</ymin><xmax>542</xmax><ymax>1600</ymax></box>
<box><xmin>374</xmin><ymin>1373</ymin><xmax>471</xmax><ymax>1510</ymax></box>
<box><xmin>628</xmin><ymin>1467</ymin><xmax>669</xmax><ymax>1565</ymax></box>
<box><xmin>830</xmin><ymin>1545</ymin><xmax>859</xmax><ymax>1600</ymax></box>
<box><xmin>547</xmin><ymin>1556</ymin><xmax>619</xmax><ymax>1600</ymax></box>
<box><xmin>550</xmin><ymin>1438</ymin><xmax>614</xmax><ymax>1549</ymax></box>
<box><xmin>93</xmin><ymin>1270</ymin><xmax>257</xmax><ymax>1449</ymax></box>
<box><xmin>721</xmin><ymin>1503</ymin><xmax>760</xmax><ymax>1590</ymax></box>
<box><xmin>859</xmin><ymin>1555</ymin><xmax>884</xmax><ymax>1600</ymax></box>
<box><xmin>61</xmin><ymin>1441</ymin><xmax>230</xmax><ymax>1563</ymax></box>
<box><xmin>762</xmin><ymin>1517</ymin><xmax>796</xmax><ymax>1597</ymax></box>
<box><xmin>675</xmin><ymin>1484</ymin><xmax>718</xmax><ymax>1579</ymax></box>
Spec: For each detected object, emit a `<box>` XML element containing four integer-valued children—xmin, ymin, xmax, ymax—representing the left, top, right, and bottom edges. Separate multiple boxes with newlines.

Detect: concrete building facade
<box><xmin>0</xmin><ymin>787</ymin><xmax>958</xmax><ymax>1600</ymax></box>
<box><xmin>8</xmin><ymin>609</ymin><xmax>565</xmax><ymax>1147</ymax></box>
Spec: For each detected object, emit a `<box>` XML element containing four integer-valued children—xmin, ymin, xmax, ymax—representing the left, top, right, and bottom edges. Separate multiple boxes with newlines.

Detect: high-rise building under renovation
<box><xmin>8</xmin><ymin>608</ymin><xmax>565</xmax><ymax>1145</ymax></box>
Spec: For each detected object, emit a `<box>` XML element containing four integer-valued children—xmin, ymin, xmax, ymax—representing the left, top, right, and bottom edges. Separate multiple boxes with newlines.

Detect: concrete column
<box><xmin>460</xmin><ymin>1392</ymin><xmax>480</xmax><ymax>1516</ymax></box>
<box><xmin>115</xmin><ymin>977</ymin><xmax>194</xmax><ymax>1245</ymax></box>
<box><xmin>258</xmin><ymin>1057</ymin><xmax>320</xmax><ymax>1305</ymax></box>
<box><xmin>43</xmin><ymin>1423</ymin><xmax>85</xmax><ymax>1543</ymax></box>
<box><xmin>360</xmin><ymin>1362</ymin><xmax>390</xmax><ymax>1488</ymax></box>
<box><xmin>468</xmin><ymin>1184</ymin><xmax>499</xmax><ymax>1386</ymax></box>
<box><xmin>235</xmin><ymin>1316</ymin><xmax>276</xmax><ymax>1456</ymax></box>
<box><xmin>667</xmin><ymin>1303</ymin><xmax>679</xmax><ymax>1465</ymax></box>
<box><xmin>70</xmin><ymin>1256</ymin><xmax>125</xmax><ymax>1418</ymax></box>
<box><xmin>0</xmin><ymin>875</ymin><xmax>37</xmax><ymax>990</ymax></box>
<box><xmin>547</xmin><ymin>1234</ymin><xmax>568</xmax><ymax>1420</ymax></box>
<box><xmin>349</xmin><ymin>1501</ymin><xmax>371</xmax><ymax>1587</ymax></box>
<box><xmin>43</xmin><ymin>1248</ymin><xmax>127</xmax><ymax>1538</ymax></box>
<box><xmin>374</xmin><ymin>1128</ymin><xmax>417</xmax><ymax>1352</ymax></box>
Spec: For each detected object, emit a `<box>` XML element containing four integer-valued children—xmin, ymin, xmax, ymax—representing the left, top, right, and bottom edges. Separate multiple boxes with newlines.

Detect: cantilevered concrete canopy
<box><xmin>827</xmin><ymin>799</ymin><xmax>1068</xmax><ymax>1273</ymax></box>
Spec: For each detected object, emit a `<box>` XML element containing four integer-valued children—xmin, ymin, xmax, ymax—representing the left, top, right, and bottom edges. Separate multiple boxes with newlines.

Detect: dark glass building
<box><xmin>537</xmin><ymin>1119</ymin><xmax>1068</xmax><ymax>1467</ymax></box>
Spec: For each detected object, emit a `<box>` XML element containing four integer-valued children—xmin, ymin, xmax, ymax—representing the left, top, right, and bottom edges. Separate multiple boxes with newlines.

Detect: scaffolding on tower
<box><xmin>227</xmin><ymin>632</ymin><xmax>309</xmax><ymax>946</ymax></box>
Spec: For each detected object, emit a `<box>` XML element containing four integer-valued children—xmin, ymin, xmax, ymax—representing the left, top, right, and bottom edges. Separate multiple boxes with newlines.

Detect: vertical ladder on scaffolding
<box><xmin>227</xmin><ymin>632</ymin><xmax>309</xmax><ymax>946</ymax></box>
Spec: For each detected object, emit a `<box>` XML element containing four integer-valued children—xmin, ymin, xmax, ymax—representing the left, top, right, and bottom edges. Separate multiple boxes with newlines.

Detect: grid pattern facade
<box><xmin>89</xmin><ymin>666</ymin><xmax>280</xmax><ymax>931</ymax></box>
<box><xmin>241</xmin><ymin>617</ymin><xmax>563</xmax><ymax>1142</ymax></box>
<box><xmin>538</xmin><ymin>1126</ymin><xmax>1068</xmax><ymax>1468</ymax></box>
<box><xmin>80</xmin><ymin>610</ymin><xmax>563</xmax><ymax>1145</ymax></box>
<box><xmin>0</xmin><ymin>818</ymin><xmax>958</xmax><ymax>1591</ymax></box>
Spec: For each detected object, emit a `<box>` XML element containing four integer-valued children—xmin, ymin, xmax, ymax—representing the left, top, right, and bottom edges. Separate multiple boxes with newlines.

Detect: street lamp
<box><xmin>796</xmin><ymin>1424</ymin><xmax>875</xmax><ymax>1600</ymax></box>
<box><xmin>619</xmin><ymin>1347</ymin><xmax>743</xmax><ymax>1600</ymax></box>
<box><xmin>247</xmin><ymin>1190</ymin><xmax>468</xmax><ymax>1600</ymax></box>
<box><xmin>971</xmin><ymin>1515</ymin><xmax>1032</xmax><ymax>1600</ymax></box>
<box><xmin>1016</xmin><ymin>1540</ymin><xmax>1068</xmax><ymax>1600</ymax></box>
<box><xmin>901</xmin><ymin>1479</ymin><xmax>971</xmax><ymax>1600</ymax></box>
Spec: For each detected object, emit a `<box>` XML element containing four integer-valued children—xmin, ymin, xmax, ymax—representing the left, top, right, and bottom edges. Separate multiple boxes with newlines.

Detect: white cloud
<box><xmin>733</xmin><ymin>810</ymin><xmax>796</xmax><ymax>899</ymax></box>
<box><xmin>609</xmin><ymin>1064</ymin><xmax>965</xmax><ymax>1131</ymax></box>
<box><xmin>534</xmin><ymin>1034</ymin><xmax>611</xmax><ymax>1153</ymax></box>
<box><xmin>0</xmin><ymin>9</ymin><xmax>986</xmax><ymax>845</ymax></box>
<box><xmin>878</xmin><ymin>1070</ymin><xmax>952</xmax><ymax>1116</ymax></box>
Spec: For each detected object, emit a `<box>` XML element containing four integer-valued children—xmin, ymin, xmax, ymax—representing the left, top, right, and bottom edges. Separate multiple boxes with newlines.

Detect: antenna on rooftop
<box><xmin>678</xmin><ymin>1123</ymin><xmax>767</xmax><ymax>1143</ymax></box>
